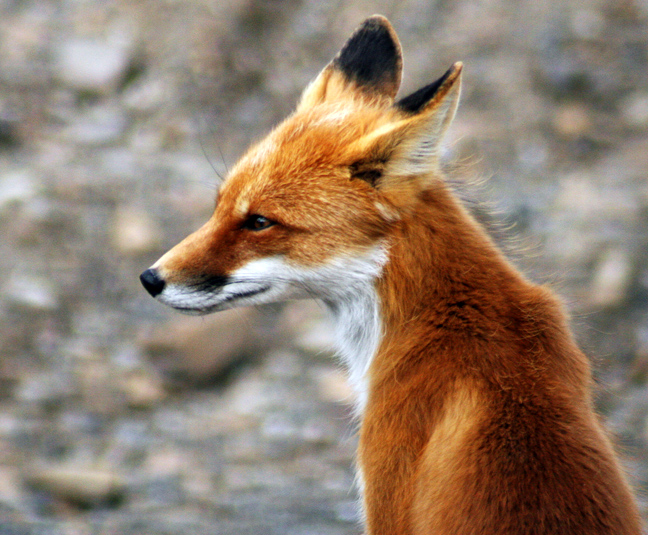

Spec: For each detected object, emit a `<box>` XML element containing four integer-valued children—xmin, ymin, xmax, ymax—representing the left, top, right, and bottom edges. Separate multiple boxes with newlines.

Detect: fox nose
<box><xmin>140</xmin><ymin>268</ymin><xmax>165</xmax><ymax>297</ymax></box>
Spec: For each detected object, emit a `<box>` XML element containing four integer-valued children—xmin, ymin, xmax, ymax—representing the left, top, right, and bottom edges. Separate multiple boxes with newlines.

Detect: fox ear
<box><xmin>298</xmin><ymin>15</ymin><xmax>402</xmax><ymax>109</ymax></box>
<box><xmin>388</xmin><ymin>62</ymin><xmax>463</xmax><ymax>177</ymax></box>
<box><xmin>349</xmin><ymin>63</ymin><xmax>463</xmax><ymax>190</ymax></box>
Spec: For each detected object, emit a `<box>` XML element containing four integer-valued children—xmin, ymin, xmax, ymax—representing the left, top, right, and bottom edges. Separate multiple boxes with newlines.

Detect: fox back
<box><xmin>141</xmin><ymin>16</ymin><xmax>642</xmax><ymax>535</ymax></box>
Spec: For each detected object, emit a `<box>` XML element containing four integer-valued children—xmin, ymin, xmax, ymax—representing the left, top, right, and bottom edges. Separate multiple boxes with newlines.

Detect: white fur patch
<box><xmin>311</xmin><ymin>107</ymin><xmax>353</xmax><ymax>127</ymax></box>
<box><xmin>374</xmin><ymin>201</ymin><xmax>400</xmax><ymax>222</ymax></box>
<box><xmin>235</xmin><ymin>197</ymin><xmax>250</xmax><ymax>218</ymax></box>
<box><xmin>227</xmin><ymin>248</ymin><xmax>387</xmax><ymax>413</ymax></box>
<box><xmin>152</xmin><ymin>245</ymin><xmax>388</xmax><ymax>412</ymax></box>
<box><xmin>156</xmin><ymin>278</ymin><xmax>271</xmax><ymax>315</ymax></box>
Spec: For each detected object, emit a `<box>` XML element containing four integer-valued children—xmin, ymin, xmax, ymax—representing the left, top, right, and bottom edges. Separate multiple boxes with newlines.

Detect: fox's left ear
<box><xmin>298</xmin><ymin>15</ymin><xmax>403</xmax><ymax>109</ymax></box>
<box><xmin>349</xmin><ymin>62</ymin><xmax>463</xmax><ymax>191</ymax></box>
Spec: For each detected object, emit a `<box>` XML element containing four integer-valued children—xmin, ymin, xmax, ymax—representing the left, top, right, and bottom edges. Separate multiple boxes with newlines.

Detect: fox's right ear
<box><xmin>298</xmin><ymin>15</ymin><xmax>402</xmax><ymax>110</ymax></box>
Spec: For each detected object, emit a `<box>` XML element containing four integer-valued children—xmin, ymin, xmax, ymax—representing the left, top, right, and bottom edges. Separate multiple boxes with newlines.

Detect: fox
<box><xmin>140</xmin><ymin>15</ymin><xmax>642</xmax><ymax>535</ymax></box>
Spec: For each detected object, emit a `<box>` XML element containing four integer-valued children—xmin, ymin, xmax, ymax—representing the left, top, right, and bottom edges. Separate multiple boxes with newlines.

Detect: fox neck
<box><xmin>333</xmin><ymin>186</ymin><xmax>537</xmax><ymax>414</ymax></box>
<box><xmin>324</xmin><ymin>190</ymin><xmax>513</xmax><ymax>416</ymax></box>
<box><xmin>370</xmin><ymin>186</ymin><xmax>590</xmax><ymax>400</ymax></box>
<box><xmin>379</xmin><ymin>188</ymin><xmax>516</xmax><ymax>338</ymax></box>
<box><xmin>322</xmin><ymin>248</ymin><xmax>387</xmax><ymax>414</ymax></box>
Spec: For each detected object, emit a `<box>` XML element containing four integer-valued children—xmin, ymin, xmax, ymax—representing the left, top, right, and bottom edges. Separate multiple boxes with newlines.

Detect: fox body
<box><xmin>141</xmin><ymin>16</ymin><xmax>642</xmax><ymax>535</ymax></box>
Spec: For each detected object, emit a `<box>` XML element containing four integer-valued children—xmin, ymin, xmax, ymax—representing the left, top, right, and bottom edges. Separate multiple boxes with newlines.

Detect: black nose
<box><xmin>140</xmin><ymin>268</ymin><xmax>165</xmax><ymax>297</ymax></box>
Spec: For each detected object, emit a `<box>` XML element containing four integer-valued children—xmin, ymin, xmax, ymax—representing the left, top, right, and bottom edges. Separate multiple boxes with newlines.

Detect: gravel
<box><xmin>1</xmin><ymin>0</ymin><xmax>647</xmax><ymax>533</ymax></box>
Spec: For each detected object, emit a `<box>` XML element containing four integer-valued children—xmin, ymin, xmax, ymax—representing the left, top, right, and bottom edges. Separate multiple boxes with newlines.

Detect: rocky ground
<box><xmin>0</xmin><ymin>0</ymin><xmax>647</xmax><ymax>533</ymax></box>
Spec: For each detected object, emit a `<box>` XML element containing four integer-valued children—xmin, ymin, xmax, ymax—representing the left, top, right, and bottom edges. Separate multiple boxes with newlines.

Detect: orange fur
<box><xmin>142</xmin><ymin>16</ymin><xmax>642</xmax><ymax>535</ymax></box>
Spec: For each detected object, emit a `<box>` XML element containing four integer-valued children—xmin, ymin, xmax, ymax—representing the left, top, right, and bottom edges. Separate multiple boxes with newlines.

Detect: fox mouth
<box><xmin>169</xmin><ymin>284</ymin><xmax>271</xmax><ymax>315</ymax></box>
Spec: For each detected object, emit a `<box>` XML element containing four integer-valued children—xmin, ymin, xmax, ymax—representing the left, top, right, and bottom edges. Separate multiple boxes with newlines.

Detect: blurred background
<box><xmin>0</xmin><ymin>0</ymin><xmax>647</xmax><ymax>533</ymax></box>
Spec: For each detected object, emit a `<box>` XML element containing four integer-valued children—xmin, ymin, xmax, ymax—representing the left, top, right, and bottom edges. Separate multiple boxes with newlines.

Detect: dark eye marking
<box><xmin>242</xmin><ymin>214</ymin><xmax>276</xmax><ymax>231</ymax></box>
<box><xmin>350</xmin><ymin>160</ymin><xmax>384</xmax><ymax>187</ymax></box>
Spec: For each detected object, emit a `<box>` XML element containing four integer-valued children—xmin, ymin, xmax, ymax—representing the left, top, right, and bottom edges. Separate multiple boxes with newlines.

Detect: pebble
<box><xmin>75</xmin><ymin>360</ymin><xmax>125</xmax><ymax>415</ymax></box>
<box><xmin>123</xmin><ymin>79</ymin><xmax>167</xmax><ymax>113</ymax></box>
<box><xmin>263</xmin><ymin>350</ymin><xmax>303</xmax><ymax>379</ymax></box>
<box><xmin>15</xmin><ymin>372</ymin><xmax>73</xmax><ymax>405</ymax></box>
<box><xmin>0</xmin><ymin>466</ymin><xmax>21</xmax><ymax>503</ymax></box>
<box><xmin>24</xmin><ymin>466</ymin><xmax>126</xmax><ymax>507</ymax></box>
<box><xmin>221</xmin><ymin>373</ymin><xmax>272</xmax><ymax>416</ymax></box>
<box><xmin>311</xmin><ymin>367</ymin><xmax>353</xmax><ymax>404</ymax></box>
<box><xmin>121</xmin><ymin>369</ymin><xmax>166</xmax><ymax>409</ymax></box>
<box><xmin>3</xmin><ymin>273</ymin><xmax>58</xmax><ymax>312</ymax></box>
<box><xmin>62</xmin><ymin>104</ymin><xmax>128</xmax><ymax>145</ymax></box>
<box><xmin>588</xmin><ymin>248</ymin><xmax>633</xmax><ymax>308</ymax></box>
<box><xmin>222</xmin><ymin>464</ymin><xmax>293</xmax><ymax>491</ymax></box>
<box><xmin>0</xmin><ymin>170</ymin><xmax>36</xmax><ymax>210</ymax></box>
<box><xmin>571</xmin><ymin>8</ymin><xmax>605</xmax><ymax>39</ymax></box>
<box><xmin>140</xmin><ymin>308</ymin><xmax>275</xmax><ymax>385</ymax></box>
<box><xmin>111</xmin><ymin>207</ymin><xmax>160</xmax><ymax>256</ymax></box>
<box><xmin>55</xmin><ymin>38</ymin><xmax>132</xmax><ymax>94</ymax></box>
<box><xmin>261</xmin><ymin>413</ymin><xmax>300</xmax><ymax>440</ymax></box>
<box><xmin>293</xmin><ymin>317</ymin><xmax>335</xmax><ymax>356</ymax></box>
<box><xmin>552</xmin><ymin>103</ymin><xmax>593</xmax><ymax>138</ymax></box>
<box><xmin>554</xmin><ymin>173</ymin><xmax>636</xmax><ymax>219</ymax></box>
<box><xmin>621</xmin><ymin>92</ymin><xmax>648</xmax><ymax>129</ymax></box>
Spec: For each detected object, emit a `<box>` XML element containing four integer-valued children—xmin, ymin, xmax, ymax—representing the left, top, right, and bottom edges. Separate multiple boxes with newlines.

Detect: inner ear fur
<box><xmin>396</xmin><ymin>63</ymin><xmax>461</xmax><ymax>115</ymax></box>
<box><xmin>348</xmin><ymin>62</ymin><xmax>463</xmax><ymax>190</ymax></box>
<box><xmin>298</xmin><ymin>15</ymin><xmax>403</xmax><ymax>110</ymax></box>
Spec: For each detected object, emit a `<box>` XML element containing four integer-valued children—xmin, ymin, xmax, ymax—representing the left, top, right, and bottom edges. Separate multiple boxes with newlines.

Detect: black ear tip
<box><xmin>361</xmin><ymin>14</ymin><xmax>392</xmax><ymax>30</ymax></box>
<box><xmin>348</xmin><ymin>14</ymin><xmax>398</xmax><ymax>48</ymax></box>
<box><xmin>395</xmin><ymin>62</ymin><xmax>463</xmax><ymax>114</ymax></box>
<box><xmin>334</xmin><ymin>15</ymin><xmax>402</xmax><ymax>92</ymax></box>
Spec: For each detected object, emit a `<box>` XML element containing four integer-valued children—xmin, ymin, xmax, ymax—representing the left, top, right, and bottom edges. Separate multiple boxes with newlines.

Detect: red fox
<box><xmin>140</xmin><ymin>15</ymin><xmax>642</xmax><ymax>535</ymax></box>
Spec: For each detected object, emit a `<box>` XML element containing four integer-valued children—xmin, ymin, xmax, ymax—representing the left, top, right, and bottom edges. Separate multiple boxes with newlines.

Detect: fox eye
<box><xmin>243</xmin><ymin>214</ymin><xmax>275</xmax><ymax>231</ymax></box>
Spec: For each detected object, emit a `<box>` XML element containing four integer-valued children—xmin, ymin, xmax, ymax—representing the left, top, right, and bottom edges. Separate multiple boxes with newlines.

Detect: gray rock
<box><xmin>61</xmin><ymin>104</ymin><xmax>128</xmax><ymax>145</ymax></box>
<box><xmin>24</xmin><ymin>466</ymin><xmax>126</xmax><ymax>507</ymax></box>
<box><xmin>139</xmin><ymin>308</ymin><xmax>285</xmax><ymax>386</ymax></box>
<box><xmin>55</xmin><ymin>38</ymin><xmax>132</xmax><ymax>94</ymax></box>
<box><xmin>588</xmin><ymin>248</ymin><xmax>634</xmax><ymax>308</ymax></box>
<box><xmin>3</xmin><ymin>274</ymin><xmax>58</xmax><ymax>312</ymax></box>
<box><xmin>621</xmin><ymin>92</ymin><xmax>648</xmax><ymax>129</ymax></box>
<box><xmin>0</xmin><ymin>170</ymin><xmax>36</xmax><ymax>210</ymax></box>
<box><xmin>14</xmin><ymin>371</ymin><xmax>73</xmax><ymax>405</ymax></box>
<box><xmin>111</xmin><ymin>207</ymin><xmax>161</xmax><ymax>256</ymax></box>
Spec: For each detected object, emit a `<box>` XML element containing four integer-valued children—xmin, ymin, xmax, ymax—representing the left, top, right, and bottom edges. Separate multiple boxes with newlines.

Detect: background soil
<box><xmin>0</xmin><ymin>0</ymin><xmax>647</xmax><ymax>533</ymax></box>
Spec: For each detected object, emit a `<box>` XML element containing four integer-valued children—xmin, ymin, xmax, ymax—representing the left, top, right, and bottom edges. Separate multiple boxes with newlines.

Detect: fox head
<box><xmin>140</xmin><ymin>15</ymin><xmax>462</xmax><ymax>316</ymax></box>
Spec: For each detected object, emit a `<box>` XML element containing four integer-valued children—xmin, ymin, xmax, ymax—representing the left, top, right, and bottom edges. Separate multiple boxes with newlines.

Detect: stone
<box><xmin>3</xmin><ymin>273</ymin><xmax>58</xmax><ymax>312</ymax></box>
<box><xmin>588</xmin><ymin>248</ymin><xmax>634</xmax><ymax>308</ymax></box>
<box><xmin>121</xmin><ymin>369</ymin><xmax>166</xmax><ymax>409</ymax></box>
<box><xmin>311</xmin><ymin>367</ymin><xmax>353</xmax><ymax>404</ymax></box>
<box><xmin>24</xmin><ymin>466</ymin><xmax>126</xmax><ymax>507</ymax></box>
<box><xmin>621</xmin><ymin>92</ymin><xmax>648</xmax><ymax>129</ymax></box>
<box><xmin>140</xmin><ymin>308</ymin><xmax>283</xmax><ymax>385</ymax></box>
<box><xmin>552</xmin><ymin>103</ymin><xmax>592</xmax><ymax>138</ymax></box>
<box><xmin>56</xmin><ymin>38</ymin><xmax>132</xmax><ymax>94</ymax></box>
<box><xmin>290</xmin><ymin>303</ymin><xmax>335</xmax><ymax>357</ymax></box>
<box><xmin>0</xmin><ymin>466</ymin><xmax>21</xmax><ymax>503</ymax></box>
<box><xmin>0</xmin><ymin>170</ymin><xmax>36</xmax><ymax>210</ymax></box>
<box><xmin>570</xmin><ymin>8</ymin><xmax>605</xmax><ymax>39</ymax></box>
<box><xmin>62</xmin><ymin>104</ymin><xmax>128</xmax><ymax>145</ymax></box>
<box><xmin>111</xmin><ymin>207</ymin><xmax>160</xmax><ymax>256</ymax></box>
<box><xmin>15</xmin><ymin>371</ymin><xmax>73</xmax><ymax>405</ymax></box>
<box><xmin>123</xmin><ymin>79</ymin><xmax>167</xmax><ymax>113</ymax></box>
